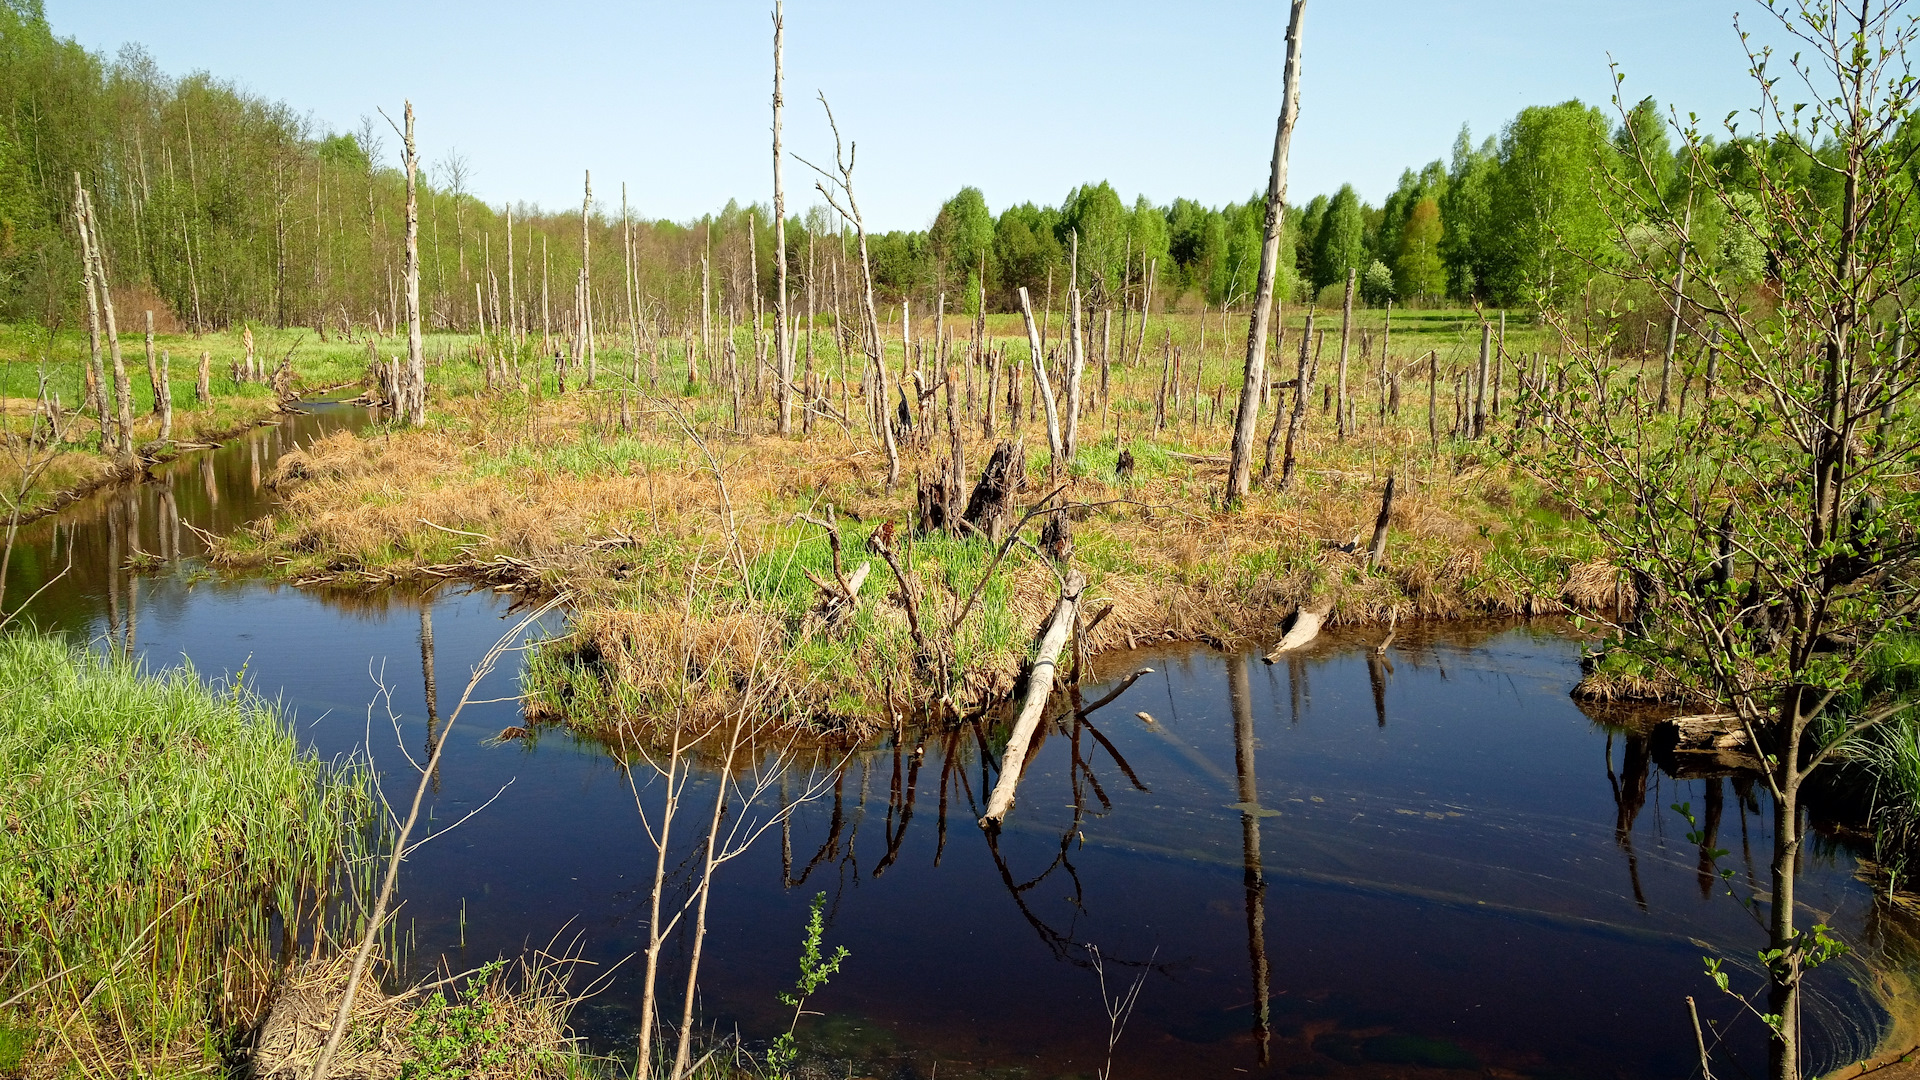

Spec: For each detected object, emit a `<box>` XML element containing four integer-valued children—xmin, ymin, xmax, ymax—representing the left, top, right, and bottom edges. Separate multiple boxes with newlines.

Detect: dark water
<box><xmin>7</xmin><ymin>407</ymin><xmax>1910</xmax><ymax>1080</ymax></box>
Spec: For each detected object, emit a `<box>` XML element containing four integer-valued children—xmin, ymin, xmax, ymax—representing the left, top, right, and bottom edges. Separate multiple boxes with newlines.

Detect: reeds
<box><xmin>0</xmin><ymin>632</ymin><xmax>377</xmax><ymax>1074</ymax></box>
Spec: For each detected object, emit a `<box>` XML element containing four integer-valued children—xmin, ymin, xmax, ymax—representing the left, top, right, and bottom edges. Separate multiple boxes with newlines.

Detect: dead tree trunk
<box><xmin>73</xmin><ymin>173</ymin><xmax>107</xmax><ymax>439</ymax></box>
<box><xmin>1335</xmin><ymin>266</ymin><xmax>1355</xmax><ymax>441</ymax></box>
<box><xmin>580</xmin><ymin>170</ymin><xmax>595</xmax><ymax>388</ymax></box>
<box><xmin>1062</xmin><ymin>232</ymin><xmax>1087</xmax><ymax>467</ymax></box>
<box><xmin>143</xmin><ymin>311</ymin><xmax>160</xmax><ymax>414</ymax></box>
<box><xmin>1278</xmin><ymin>312</ymin><xmax>1320</xmax><ymax>488</ymax></box>
<box><xmin>79</xmin><ymin>188</ymin><xmax>133</xmax><ymax>459</ymax></box>
<box><xmin>196</xmin><ymin>350</ymin><xmax>211</xmax><ymax>405</ymax></box>
<box><xmin>1473</xmin><ymin>322</ymin><xmax>1490</xmax><ymax>438</ymax></box>
<box><xmin>157</xmin><ymin>350</ymin><xmax>173</xmax><ymax>442</ymax></box>
<box><xmin>772</xmin><ymin>2</ymin><xmax>793</xmax><ymax>435</ymax></box>
<box><xmin>1226</xmin><ymin>0</ymin><xmax>1309</xmax><ymax>501</ymax></box>
<box><xmin>402</xmin><ymin>102</ymin><xmax>426</xmax><ymax>427</ymax></box>
<box><xmin>1660</xmin><ymin>194</ymin><xmax>1691</xmax><ymax>413</ymax></box>
<box><xmin>981</xmin><ymin>569</ymin><xmax>1088</xmax><ymax>827</ymax></box>
<box><xmin>1017</xmin><ymin>286</ymin><xmax>1062</xmax><ymax>474</ymax></box>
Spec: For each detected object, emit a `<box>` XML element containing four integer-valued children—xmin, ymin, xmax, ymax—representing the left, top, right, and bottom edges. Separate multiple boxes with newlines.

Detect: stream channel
<box><xmin>6</xmin><ymin>401</ymin><xmax>1914</xmax><ymax>1079</ymax></box>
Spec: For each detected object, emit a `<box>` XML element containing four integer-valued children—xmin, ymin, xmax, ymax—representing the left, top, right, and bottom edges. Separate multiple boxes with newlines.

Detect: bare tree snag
<box><xmin>1473</xmin><ymin>322</ymin><xmax>1490</xmax><ymax>438</ymax></box>
<box><xmin>143</xmin><ymin>311</ymin><xmax>160</xmax><ymax>414</ymax></box>
<box><xmin>1226</xmin><ymin>0</ymin><xmax>1308</xmax><ymax>502</ymax></box>
<box><xmin>1062</xmin><ymin>232</ymin><xmax>1087</xmax><ymax>467</ymax></box>
<box><xmin>1017</xmin><ymin>286</ymin><xmax>1062</xmax><ymax>474</ymax></box>
<box><xmin>1335</xmin><ymin>266</ymin><xmax>1355</xmax><ymax>441</ymax></box>
<box><xmin>72</xmin><ymin>173</ymin><xmax>107</xmax><ymax>438</ymax></box>
<box><xmin>981</xmin><ymin>569</ymin><xmax>1088</xmax><ymax>826</ymax></box>
<box><xmin>1278</xmin><ymin>311</ymin><xmax>1320</xmax><ymax>488</ymax></box>
<box><xmin>157</xmin><ymin>350</ymin><xmax>172</xmax><ymax>442</ymax></box>
<box><xmin>79</xmin><ymin>188</ymin><xmax>133</xmax><ymax>459</ymax></box>
<box><xmin>1660</xmin><ymin>193</ymin><xmax>1692</xmax><ymax>413</ymax></box>
<box><xmin>401</xmin><ymin>102</ymin><xmax>425</xmax><ymax>426</ymax></box>
<box><xmin>772</xmin><ymin>1</ymin><xmax>793</xmax><ymax>435</ymax></box>
<box><xmin>1366</xmin><ymin>474</ymin><xmax>1396</xmax><ymax>569</ymax></box>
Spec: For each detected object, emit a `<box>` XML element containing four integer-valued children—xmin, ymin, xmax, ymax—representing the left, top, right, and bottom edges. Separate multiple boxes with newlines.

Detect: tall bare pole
<box><xmin>1062</xmin><ymin>231</ymin><xmax>1087</xmax><ymax>465</ymax></box>
<box><xmin>581</xmin><ymin>170</ymin><xmax>595</xmax><ymax>387</ymax></box>
<box><xmin>79</xmin><ymin>188</ymin><xmax>133</xmax><ymax>459</ymax></box>
<box><xmin>1225</xmin><ymin>0</ymin><xmax>1308</xmax><ymax>502</ymax></box>
<box><xmin>403</xmin><ymin>102</ymin><xmax>425</xmax><ymax>426</ymax></box>
<box><xmin>623</xmin><ymin>183</ymin><xmax>641</xmax><ymax>386</ymax></box>
<box><xmin>1336</xmin><ymin>266</ymin><xmax>1355</xmax><ymax>440</ymax></box>
<box><xmin>506</xmin><ymin>205</ymin><xmax>518</xmax><ymax>345</ymax></box>
<box><xmin>1660</xmin><ymin>194</ymin><xmax>1692</xmax><ymax>413</ymax></box>
<box><xmin>772</xmin><ymin>0</ymin><xmax>793</xmax><ymax>435</ymax></box>
<box><xmin>73</xmin><ymin>172</ymin><xmax>107</xmax><ymax>439</ymax></box>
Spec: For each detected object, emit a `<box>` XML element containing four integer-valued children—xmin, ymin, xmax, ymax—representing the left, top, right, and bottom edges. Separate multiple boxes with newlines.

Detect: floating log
<box><xmin>1263</xmin><ymin>598</ymin><xmax>1333</xmax><ymax>662</ymax></box>
<box><xmin>1655</xmin><ymin>712</ymin><xmax>1763</xmax><ymax>776</ymax></box>
<box><xmin>981</xmin><ymin>569</ymin><xmax>1088</xmax><ymax>827</ymax></box>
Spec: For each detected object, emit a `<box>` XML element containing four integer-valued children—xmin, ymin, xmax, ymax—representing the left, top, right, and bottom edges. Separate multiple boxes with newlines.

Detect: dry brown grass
<box><xmin>232</xmin><ymin>382</ymin><xmax>1609</xmax><ymax>738</ymax></box>
<box><xmin>250</xmin><ymin>950</ymin><xmax>591</xmax><ymax>1080</ymax></box>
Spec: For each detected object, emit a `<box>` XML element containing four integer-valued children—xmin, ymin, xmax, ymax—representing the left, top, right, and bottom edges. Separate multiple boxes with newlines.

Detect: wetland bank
<box><xmin>6</xmin><ymin>0</ymin><xmax>1920</xmax><ymax>1078</ymax></box>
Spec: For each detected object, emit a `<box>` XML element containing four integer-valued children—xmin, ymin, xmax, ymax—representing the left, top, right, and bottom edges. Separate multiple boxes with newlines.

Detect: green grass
<box><xmin>0</xmin><ymin>631</ymin><xmax>378</xmax><ymax>1073</ymax></box>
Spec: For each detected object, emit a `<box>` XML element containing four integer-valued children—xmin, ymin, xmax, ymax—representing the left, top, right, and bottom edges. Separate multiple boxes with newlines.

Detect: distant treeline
<box><xmin>0</xmin><ymin>0</ymin><xmax>1847</xmax><ymax>337</ymax></box>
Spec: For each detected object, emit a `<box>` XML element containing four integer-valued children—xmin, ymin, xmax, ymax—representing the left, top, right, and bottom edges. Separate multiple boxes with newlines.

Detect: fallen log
<box><xmin>1651</xmin><ymin>712</ymin><xmax>1765</xmax><ymax>776</ymax></box>
<box><xmin>981</xmin><ymin>569</ymin><xmax>1088</xmax><ymax>827</ymax></box>
<box><xmin>1263</xmin><ymin>598</ymin><xmax>1333</xmax><ymax>662</ymax></box>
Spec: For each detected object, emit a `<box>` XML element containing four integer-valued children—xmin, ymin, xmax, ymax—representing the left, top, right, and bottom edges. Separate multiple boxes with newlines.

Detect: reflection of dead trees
<box><xmin>419</xmin><ymin>608</ymin><xmax>441</xmax><ymax>794</ymax></box>
<box><xmin>1606</xmin><ymin>731</ymin><xmax>1653</xmax><ymax>911</ymax></box>
<box><xmin>873</xmin><ymin>734</ymin><xmax>924</xmax><ymax>877</ymax></box>
<box><xmin>1697</xmin><ymin>777</ymin><xmax>1724</xmax><ymax>899</ymax></box>
<box><xmin>1229</xmin><ymin>654</ymin><xmax>1273</xmax><ymax>1067</ymax></box>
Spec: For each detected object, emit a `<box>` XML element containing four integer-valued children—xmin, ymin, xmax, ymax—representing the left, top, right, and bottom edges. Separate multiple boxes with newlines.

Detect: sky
<box><xmin>52</xmin><ymin>1</ymin><xmax>1782</xmax><ymax>230</ymax></box>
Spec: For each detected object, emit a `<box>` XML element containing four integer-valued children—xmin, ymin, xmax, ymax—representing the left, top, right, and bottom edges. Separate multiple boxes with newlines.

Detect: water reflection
<box><xmin>3</xmin><ymin>401</ymin><xmax>375</xmax><ymax>638</ymax></box>
<box><xmin>5</xmin><ymin>400</ymin><xmax>1912</xmax><ymax>1080</ymax></box>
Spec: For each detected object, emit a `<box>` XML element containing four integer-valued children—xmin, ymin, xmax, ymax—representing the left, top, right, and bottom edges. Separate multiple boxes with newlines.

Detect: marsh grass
<box><xmin>0</xmin><ymin>631</ymin><xmax>378</xmax><ymax>1075</ymax></box>
<box><xmin>221</xmin><ymin>314</ymin><xmax>1620</xmax><ymax>741</ymax></box>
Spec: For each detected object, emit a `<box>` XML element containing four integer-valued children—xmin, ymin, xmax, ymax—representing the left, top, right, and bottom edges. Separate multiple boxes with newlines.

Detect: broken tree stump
<box><xmin>963</xmin><ymin>439</ymin><xmax>1026</xmax><ymax>544</ymax></box>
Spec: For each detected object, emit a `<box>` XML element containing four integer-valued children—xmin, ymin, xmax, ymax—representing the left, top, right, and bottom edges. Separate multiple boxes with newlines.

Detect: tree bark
<box><xmin>1225</xmin><ymin>4</ymin><xmax>1308</xmax><ymax>501</ymax></box>
<box><xmin>403</xmin><ymin>103</ymin><xmax>425</xmax><ymax>427</ymax></box>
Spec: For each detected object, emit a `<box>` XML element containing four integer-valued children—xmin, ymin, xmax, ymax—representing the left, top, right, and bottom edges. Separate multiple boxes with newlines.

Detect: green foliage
<box><xmin>1484</xmin><ymin>100</ymin><xmax>1618</xmax><ymax>303</ymax></box>
<box><xmin>1060</xmin><ymin>180</ymin><xmax>1130</xmax><ymax>305</ymax></box>
<box><xmin>766</xmin><ymin>892</ymin><xmax>849</xmax><ymax>1078</ymax></box>
<box><xmin>1395</xmin><ymin>197</ymin><xmax>1445</xmax><ymax>301</ymax></box>
<box><xmin>929</xmin><ymin>186</ymin><xmax>993</xmax><ymax>298</ymax></box>
<box><xmin>1310</xmin><ymin>184</ymin><xmax>1366</xmax><ymax>291</ymax></box>
<box><xmin>398</xmin><ymin>962</ymin><xmax>513</xmax><ymax>1080</ymax></box>
<box><xmin>1438</xmin><ymin>126</ymin><xmax>1498</xmax><ymax>300</ymax></box>
<box><xmin>1360</xmin><ymin>259</ymin><xmax>1394</xmax><ymax>305</ymax></box>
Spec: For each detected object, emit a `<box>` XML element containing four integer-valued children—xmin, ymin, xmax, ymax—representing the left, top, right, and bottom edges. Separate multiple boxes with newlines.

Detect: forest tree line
<box><xmin>0</xmin><ymin>0</ymin><xmax>1835</xmax><ymax>342</ymax></box>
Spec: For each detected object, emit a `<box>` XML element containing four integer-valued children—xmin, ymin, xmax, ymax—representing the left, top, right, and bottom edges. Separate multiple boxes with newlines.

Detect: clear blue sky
<box><xmin>52</xmin><ymin>1</ymin><xmax>1776</xmax><ymax>230</ymax></box>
